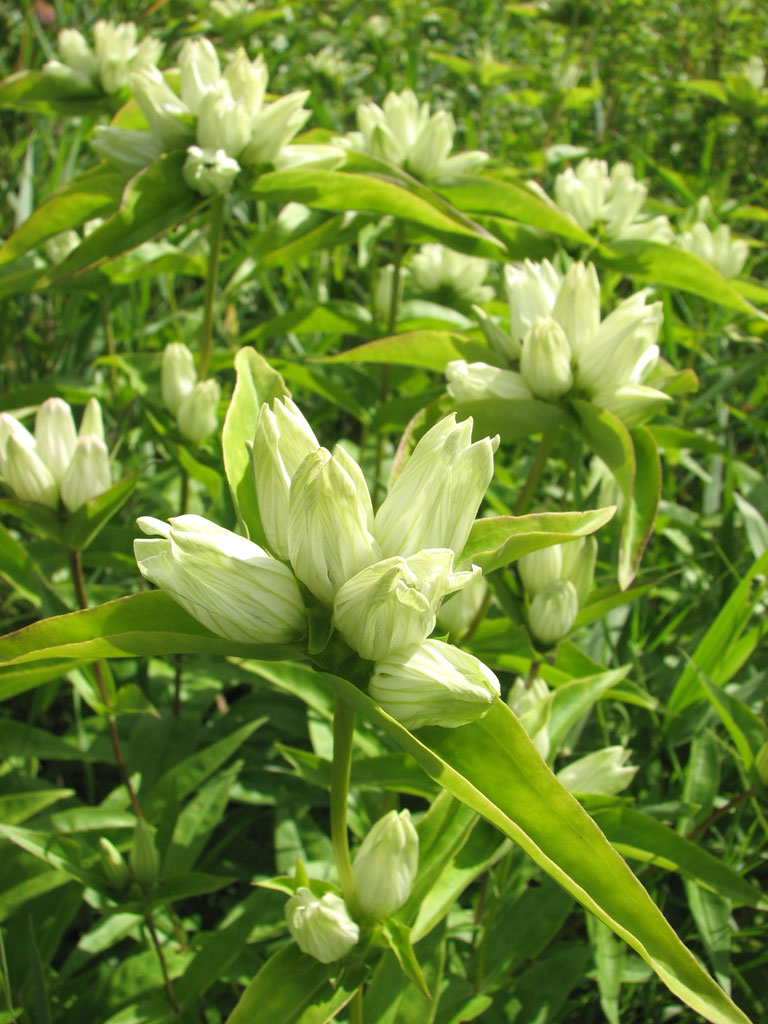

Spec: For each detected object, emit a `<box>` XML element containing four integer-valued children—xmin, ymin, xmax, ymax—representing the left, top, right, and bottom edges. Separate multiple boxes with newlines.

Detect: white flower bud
<box><xmin>575</xmin><ymin>293</ymin><xmax>662</xmax><ymax>395</ymax></box>
<box><xmin>517</xmin><ymin>544</ymin><xmax>563</xmax><ymax>597</ymax></box>
<box><xmin>44</xmin><ymin>230</ymin><xmax>80</xmax><ymax>264</ymax></box>
<box><xmin>57</xmin><ymin>28</ymin><xmax>98</xmax><ymax>80</ymax></box>
<box><xmin>288</xmin><ymin>448</ymin><xmax>380</xmax><ymax>605</ymax></box>
<box><xmin>99</xmin><ymin>837</ymin><xmax>131</xmax><ymax>892</ymax></box>
<box><xmin>6</xmin><ymin>437</ymin><xmax>58</xmax><ymax>508</ymax></box>
<box><xmin>550</xmin><ymin>262</ymin><xmax>600</xmax><ymax>361</ymax></box>
<box><xmin>446</xmin><ymin>361</ymin><xmax>533</xmax><ymax>403</ymax></box>
<box><xmin>528</xmin><ymin>579</ymin><xmax>579</xmax><ymax>647</ymax></box>
<box><xmin>196</xmin><ymin>82</ymin><xmax>252</xmax><ymax>158</ymax></box>
<box><xmin>374</xmin><ymin>415</ymin><xmax>497</xmax><ymax>559</ymax></box>
<box><xmin>352</xmin><ymin>809</ymin><xmax>418</xmax><ymax>920</ymax></box>
<box><xmin>285</xmin><ymin>888</ymin><xmax>359</xmax><ymax>963</ymax></box>
<box><xmin>560</xmin><ymin>535</ymin><xmax>597</xmax><ymax>605</ymax></box>
<box><xmin>79</xmin><ymin>397</ymin><xmax>105</xmax><ymax>443</ymax></box>
<box><xmin>224</xmin><ymin>49</ymin><xmax>267</xmax><ymax>111</ymax></box>
<box><xmin>183</xmin><ymin>145</ymin><xmax>240</xmax><ymax>196</ymax></box>
<box><xmin>505</xmin><ymin>259</ymin><xmax>561</xmax><ymax>348</ymax></box>
<box><xmin>333</xmin><ymin>549</ymin><xmax>478</xmax><ymax>661</ymax></box>
<box><xmin>557</xmin><ymin>746</ymin><xmax>638</xmax><ymax>796</ymax></box>
<box><xmin>590</xmin><ymin>383</ymin><xmax>670</xmax><ymax>427</ymax></box>
<box><xmin>520</xmin><ymin>317</ymin><xmax>574</xmax><ymax>401</ymax></box>
<box><xmin>179</xmin><ymin>38</ymin><xmax>221</xmax><ymax>115</ymax></box>
<box><xmin>406</xmin><ymin>109</ymin><xmax>454</xmax><ymax>178</ymax></box>
<box><xmin>131</xmin><ymin>69</ymin><xmax>192</xmax><ymax>150</ymax></box>
<box><xmin>60</xmin><ymin>436</ymin><xmax>112</xmax><ymax>512</ymax></box>
<box><xmin>176</xmin><ymin>379</ymin><xmax>221</xmax><ymax>443</ymax></box>
<box><xmin>240</xmin><ymin>91</ymin><xmax>311</xmax><ymax>167</ymax></box>
<box><xmin>507</xmin><ymin>676</ymin><xmax>551</xmax><ymax>759</ymax></box>
<box><xmin>161</xmin><ymin>342</ymin><xmax>197</xmax><ymax>417</ymax></box>
<box><xmin>34</xmin><ymin>398</ymin><xmax>77</xmax><ymax>486</ymax></box>
<box><xmin>369</xmin><ymin>639</ymin><xmax>500</xmax><ymax>730</ymax></box>
<box><xmin>134</xmin><ymin>515</ymin><xmax>307</xmax><ymax>644</ymax></box>
<box><xmin>0</xmin><ymin>413</ymin><xmax>36</xmax><ymax>477</ymax></box>
<box><xmin>252</xmin><ymin>397</ymin><xmax>320</xmax><ymax>560</ymax></box>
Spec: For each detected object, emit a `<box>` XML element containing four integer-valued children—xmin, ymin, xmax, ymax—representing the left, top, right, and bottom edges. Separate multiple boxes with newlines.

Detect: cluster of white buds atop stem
<box><xmin>44</xmin><ymin>20</ymin><xmax>162</xmax><ymax>94</ymax></box>
<box><xmin>161</xmin><ymin>342</ymin><xmax>220</xmax><ymax>443</ymax></box>
<box><xmin>517</xmin><ymin>536</ymin><xmax>597</xmax><ymax>648</ymax></box>
<box><xmin>0</xmin><ymin>397</ymin><xmax>112</xmax><ymax>512</ymax></box>
<box><xmin>447</xmin><ymin>259</ymin><xmax>670</xmax><ymax>428</ymax></box>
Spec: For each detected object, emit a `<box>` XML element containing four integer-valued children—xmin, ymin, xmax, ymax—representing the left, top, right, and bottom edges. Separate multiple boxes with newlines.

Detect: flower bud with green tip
<box><xmin>288</xmin><ymin>447</ymin><xmax>379</xmax><ymax>606</ymax></box>
<box><xmin>333</xmin><ymin>549</ymin><xmax>479</xmax><ymax>661</ymax></box>
<box><xmin>179</xmin><ymin>38</ymin><xmax>221</xmax><ymax>114</ymax></box>
<box><xmin>528</xmin><ymin>579</ymin><xmax>579</xmax><ymax>647</ymax></box>
<box><xmin>446</xmin><ymin>360</ymin><xmax>532</xmax><ymax>403</ymax></box>
<box><xmin>161</xmin><ymin>342</ymin><xmax>197</xmax><ymax>417</ymax></box>
<box><xmin>35</xmin><ymin>397</ymin><xmax>77</xmax><ymax>486</ymax></box>
<box><xmin>517</xmin><ymin>544</ymin><xmax>563</xmax><ymax>598</ymax></box>
<box><xmin>61</xmin><ymin>437</ymin><xmax>112</xmax><ymax>512</ymax></box>
<box><xmin>79</xmin><ymin>397</ymin><xmax>106</xmax><ymax>442</ymax></box>
<box><xmin>369</xmin><ymin>639</ymin><xmax>500</xmax><ymax>730</ymax></box>
<box><xmin>560</xmin><ymin>535</ymin><xmax>597</xmax><ymax>605</ymax></box>
<box><xmin>251</xmin><ymin>396</ymin><xmax>320</xmax><ymax>560</ymax></box>
<box><xmin>285</xmin><ymin>888</ymin><xmax>359</xmax><ymax>963</ymax></box>
<box><xmin>176</xmin><ymin>379</ymin><xmax>221</xmax><ymax>444</ymax></box>
<box><xmin>6</xmin><ymin>436</ymin><xmax>59</xmax><ymax>508</ymax></box>
<box><xmin>134</xmin><ymin>515</ymin><xmax>307</xmax><ymax>643</ymax></box>
<box><xmin>99</xmin><ymin>837</ymin><xmax>131</xmax><ymax>892</ymax></box>
<box><xmin>374</xmin><ymin>415</ymin><xmax>497</xmax><ymax>559</ymax></box>
<box><xmin>0</xmin><ymin>413</ymin><xmax>36</xmax><ymax>477</ymax></box>
<box><xmin>352</xmin><ymin>809</ymin><xmax>418</xmax><ymax>920</ymax></box>
<box><xmin>437</xmin><ymin>572</ymin><xmax>488</xmax><ymax>639</ymax></box>
<box><xmin>131</xmin><ymin>68</ymin><xmax>193</xmax><ymax>150</ymax></box>
<box><xmin>520</xmin><ymin>317</ymin><xmax>574</xmax><ymax>401</ymax></box>
<box><xmin>557</xmin><ymin>746</ymin><xmax>637</xmax><ymax>796</ymax></box>
<box><xmin>130</xmin><ymin>818</ymin><xmax>160</xmax><ymax>887</ymax></box>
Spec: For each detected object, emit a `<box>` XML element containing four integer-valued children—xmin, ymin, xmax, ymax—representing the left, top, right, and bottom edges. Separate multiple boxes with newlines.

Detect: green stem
<box><xmin>349</xmin><ymin>988</ymin><xmax>363</xmax><ymax>1024</ymax></box>
<box><xmin>143</xmin><ymin>910</ymin><xmax>182</xmax><ymax>1018</ymax></box>
<box><xmin>331</xmin><ymin>695</ymin><xmax>357</xmax><ymax>908</ymax></box>
<box><xmin>513</xmin><ymin>431</ymin><xmax>556</xmax><ymax>516</ymax></box>
<box><xmin>372</xmin><ymin>221</ymin><xmax>405</xmax><ymax>506</ymax></box>
<box><xmin>197</xmin><ymin>195</ymin><xmax>226</xmax><ymax>382</ymax></box>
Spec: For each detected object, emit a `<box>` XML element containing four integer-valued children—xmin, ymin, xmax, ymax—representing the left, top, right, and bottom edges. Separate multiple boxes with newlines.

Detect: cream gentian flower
<box><xmin>160</xmin><ymin>342</ymin><xmax>220</xmax><ymax>443</ymax></box>
<box><xmin>557</xmin><ymin>746</ymin><xmax>638</xmax><ymax>796</ymax></box>
<box><xmin>517</xmin><ymin>536</ymin><xmax>597</xmax><ymax>648</ymax></box>
<box><xmin>447</xmin><ymin>260</ymin><xmax>669</xmax><ymax>427</ymax></box>
<box><xmin>352</xmin><ymin>810</ymin><xmax>418</xmax><ymax>920</ymax></box>
<box><xmin>44</xmin><ymin>20</ymin><xmax>162</xmax><ymax>94</ymax></box>
<box><xmin>344</xmin><ymin>89</ymin><xmax>488</xmax><ymax>182</ymax></box>
<box><xmin>409</xmin><ymin>244</ymin><xmax>493</xmax><ymax>303</ymax></box>
<box><xmin>134</xmin><ymin>515</ymin><xmax>307</xmax><ymax>643</ymax></box>
<box><xmin>676</xmin><ymin>221</ymin><xmax>749</xmax><ymax>279</ymax></box>
<box><xmin>92</xmin><ymin>41</ymin><xmax>311</xmax><ymax>194</ymax></box>
<box><xmin>285</xmin><ymin>889</ymin><xmax>359</xmax><ymax>963</ymax></box>
<box><xmin>1</xmin><ymin>398</ymin><xmax>112</xmax><ymax>512</ymax></box>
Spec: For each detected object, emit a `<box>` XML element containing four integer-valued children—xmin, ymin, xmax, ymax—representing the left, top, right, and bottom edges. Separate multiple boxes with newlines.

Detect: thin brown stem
<box><xmin>68</xmin><ymin>548</ymin><xmax>142</xmax><ymax>818</ymax></box>
<box><xmin>144</xmin><ymin>912</ymin><xmax>182</xmax><ymax>1017</ymax></box>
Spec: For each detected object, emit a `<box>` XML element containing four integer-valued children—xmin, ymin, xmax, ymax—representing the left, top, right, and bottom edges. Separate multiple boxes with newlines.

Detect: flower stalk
<box><xmin>198</xmin><ymin>195</ymin><xmax>226</xmax><ymax>382</ymax></box>
<box><xmin>330</xmin><ymin>694</ymin><xmax>357</xmax><ymax>910</ymax></box>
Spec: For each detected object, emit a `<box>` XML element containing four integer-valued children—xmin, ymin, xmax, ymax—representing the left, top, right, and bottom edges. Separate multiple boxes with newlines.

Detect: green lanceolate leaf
<box><xmin>319</xmin><ymin>673</ymin><xmax>752</xmax><ymax>1024</ymax></box>
<box><xmin>0</xmin><ymin>591</ymin><xmax>305</xmax><ymax>673</ymax></box>
<box><xmin>620</xmin><ymin>425</ymin><xmax>662</xmax><ymax>590</ymax></box>
<box><xmin>222</xmin><ymin>347</ymin><xmax>287</xmax><ymax>542</ymax></box>
<box><xmin>0</xmin><ymin>69</ymin><xmax>111</xmax><ymax>117</ymax></box>
<box><xmin>458</xmin><ymin>507</ymin><xmax>616</xmax><ymax>572</ymax></box>
<box><xmin>317</xmin><ymin>330</ymin><xmax>501</xmax><ymax>372</ymax></box>
<box><xmin>453</xmin><ymin>396</ymin><xmax>576</xmax><ymax>441</ymax></box>
<box><xmin>63</xmin><ymin>474</ymin><xmax>139</xmax><ymax>552</ymax></box>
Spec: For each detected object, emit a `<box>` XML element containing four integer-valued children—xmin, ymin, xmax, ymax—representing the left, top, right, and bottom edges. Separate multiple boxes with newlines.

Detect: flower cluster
<box><xmin>285</xmin><ymin>809</ymin><xmax>419</xmax><ymax>962</ymax></box>
<box><xmin>517</xmin><ymin>537</ymin><xmax>596</xmax><ymax>648</ymax></box>
<box><xmin>343</xmin><ymin>89</ymin><xmax>489</xmax><ymax>182</ymax></box>
<box><xmin>44</xmin><ymin>20</ymin><xmax>162</xmax><ymax>95</ymax></box>
<box><xmin>161</xmin><ymin>342</ymin><xmax>220</xmax><ymax>443</ymax></box>
<box><xmin>92</xmin><ymin>39</ymin><xmax>327</xmax><ymax>195</ymax></box>
<box><xmin>409</xmin><ymin>243</ymin><xmax>494</xmax><ymax>304</ymax></box>
<box><xmin>0</xmin><ymin>398</ymin><xmax>111</xmax><ymax>512</ymax></box>
<box><xmin>447</xmin><ymin>259</ymin><xmax>668</xmax><ymax>427</ymax></box>
<box><xmin>134</xmin><ymin>396</ymin><xmax>501</xmax><ymax>730</ymax></box>
<box><xmin>530</xmin><ymin>158</ymin><xmax>672</xmax><ymax>244</ymax></box>
<box><xmin>676</xmin><ymin>200</ymin><xmax>749</xmax><ymax>279</ymax></box>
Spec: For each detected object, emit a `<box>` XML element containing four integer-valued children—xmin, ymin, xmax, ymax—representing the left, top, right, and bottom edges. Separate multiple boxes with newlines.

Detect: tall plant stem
<box><xmin>144</xmin><ymin>910</ymin><xmax>182</xmax><ymax>1017</ymax></box>
<box><xmin>67</xmin><ymin>547</ymin><xmax>142</xmax><ymax>819</ymax></box>
<box><xmin>349</xmin><ymin>988</ymin><xmax>363</xmax><ymax>1024</ymax></box>
<box><xmin>513</xmin><ymin>431</ymin><xmax>556</xmax><ymax>516</ymax></box>
<box><xmin>197</xmin><ymin>195</ymin><xmax>226</xmax><ymax>382</ymax></box>
<box><xmin>372</xmin><ymin>220</ymin><xmax>405</xmax><ymax>506</ymax></box>
<box><xmin>330</xmin><ymin>695</ymin><xmax>357</xmax><ymax>908</ymax></box>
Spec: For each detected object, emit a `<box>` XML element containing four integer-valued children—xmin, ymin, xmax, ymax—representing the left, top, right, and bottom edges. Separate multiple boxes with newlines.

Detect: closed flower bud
<box><xmin>179</xmin><ymin>38</ymin><xmax>221</xmax><ymax>115</ymax></box>
<box><xmin>134</xmin><ymin>515</ymin><xmax>307</xmax><ymax>643</ymax></box>
<box><xmin>0</xmin><ymin>413</ymin><xmax>36</xmax><ymax>477</ymax></box>
<box><xmin>79</xmin><ymin>397</ymin><xmax>106</xmax><ymax>443</ymax></box>
<box><xmin>288</xmin><ymin>448</ymin><xmax>379</xmax><ymax>605</ymax></box>
<box><xmin>352</xmin><ymin>809</ymin><xmax>418</xmax><ymax>920</ymax></box>
<box><xmin>374</xmin><ymin>415</ymin><xmax>497</xmax><ymax>560</ymax></box>
<box><xmin>505</xmin><ymin>259</ymin><xmax>561</xmax><ymax>348</ymax></box>
<box><xmin>183</xmin><ymin>145</ymin><xmax>240</xmax><ymax>196</ymax></box>
<box><xmin>161</xmin><ymin>342</ymin><xmax>197</xmax><ymax>417</ymax></box>
<box><xmin>176</xmin><ymin>379</ymin><xmax>221</xmax><ymax>443</ymax></box>
<box><xmin>58</xmin><ymin>28</ymin><xmax>98</xmax><ymax>79</ymax></box>
<box><xmin>44</xmin><ymin>229</ymin><xmax>80</xmax><ymax>264</ymax></box>
<box><xmin>6</xmin><ymin>437</ymin><xmax>59</xmax><ymax>508</ymax></box>
<box><xmin>517</xmin><ymin>544</ymin><xmax>563</xmax><ymax>597</ymax></box>
<box><xmin>528</xmin><ymin>579</ymin><xmax>579</xmax><ymax>647</ymax></box>
<box><xmin>369</xmin><ymin>639</ymin><xmax>500</xmax><ymax>730</ymax></box>
<box><xmin>224</xmin><ymin>49</ymin><xmax>267</xmax><ymax>111</ymax></box>
<box><xmin>35</xmin><ymin>397</ymin><xmax>77</xmax><ymax>486</ymax></box>
<box><xmin>437</xmin><ymin>572</ymin><xmax>488</xmax><ymax>638</ymax></box>
<box><xmin>196</xmin><ymin>82</ymin><xmax>252</xmax><ymax>157</ymax></box>
<box><xmin>520</xmin><ymin>317</ymin><xmax>574</xmax><ymax>401</ymax></box>
<box><xmin>130</xmin><ymin>818</ymin><xmax>160</xmax><ymax>887</ymax></box>
<box><xmin>507</xmin><ymin>676</ymin><xmax>551</xmax><ymax>759</ymax></box>
<box><xmin>60</xmin><ymin>436</ymin><xmax>112</xmax><ymax>512</ymax></box>
<box><xmin>446</xmin><ymin>361</ymin><xmax>533</xmax><ymax>403</ymax></box>
<box><xmin>557</xmin><ymin>746</ymin><xmax>637</xmax><ymax>796</ymax></box>
<box><xmin>285</xmin><ymin>888</ymin><xmax>359</xmax><ymax>963</ymax></box>
<box><xmin>131</xmin><ymin>68</ymin><xmax>192</xmax><ymax>150</ymax></box>
<box><xmin>550</xmin><ymin>262</ymin><xmax>600</xmax><ymax>361</ymax></box>
<box><xmin>560</xmin><ymin>535</ymin><xmax>597</xmax><ymax>605</ymax></box>
<box><xmin>333</xmin><ymin>549</ymin><xmax>479</xmax><ymax>661</ymax></box>
<box><xmin>240</xmin><ymin>91</ymin><xmax>311</xmax><ymax>167</ymax></box>
<box><xmin>252</xmin><ymin>396</ymin><xmax>320</xmax><ymax>560</ymax></box>
<box><xmin>99</xmin><ymin>837</ymin><xmax>131</xmax><ymax>892</ymax></box>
